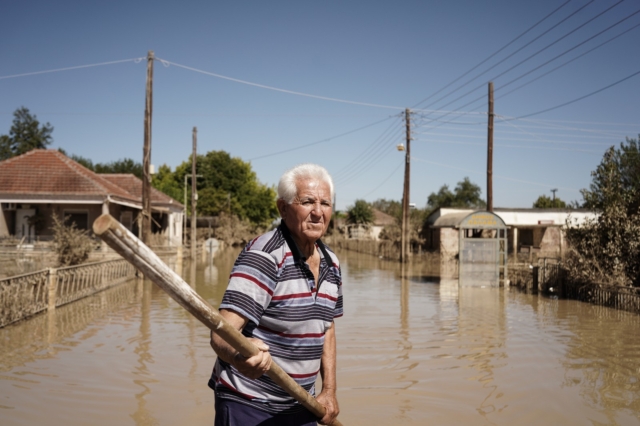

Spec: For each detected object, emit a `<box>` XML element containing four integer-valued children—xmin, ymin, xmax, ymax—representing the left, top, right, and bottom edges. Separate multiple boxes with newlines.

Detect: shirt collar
<box><xmin>278</xmin><ymin>220</ymin><xmax>328</xmax><ymax>263</ymax></box>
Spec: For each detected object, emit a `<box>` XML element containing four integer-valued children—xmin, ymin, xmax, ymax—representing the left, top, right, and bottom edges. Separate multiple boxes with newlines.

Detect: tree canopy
<box><xmin>427</xmin><ymin>177</ymin><xmax>486</xmax><ymax>210</ymax></box>
<box><xmin>0</xmin><ymin>107</ymin><xmax>53</xmax><ymax>160</ymax></box>
<box><xmin>347</xmin><ymin>199</ymin><xmax>374</xmax><ymax>224</ymax></box>
<box><xmin>533</xmin><ymin>194</ymin><xmax>567</xmax><ymax>208</ymax></box>
<box><xmin>370</xmin><ymin>198</ymin><xmax>402</xmax><ymax>222</ymax></box>
<box><xmin>159</xmin><ymin>150</ymin><xmax>278</xmax><ymax>226</ymax></box>
<box><xmin>59</xmin><ymin>149</ymin><xmax>144</xmax><ymax>179</ymax></box>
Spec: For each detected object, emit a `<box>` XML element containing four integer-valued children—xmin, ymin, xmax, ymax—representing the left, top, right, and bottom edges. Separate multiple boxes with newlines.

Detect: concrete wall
<box><xmin>0</xmin><ymin>207</ymin><xmax>11</xmax><ymax>238</ymax></box>
<box><xmin>440</xmin><ymin>228</ymin><xmax>459</xmax><ymax>257</ymax></box>
<box><xmin>538</xmin><ymin>227</ymin><xmax>562</xmax><ymax>257</ymax></box>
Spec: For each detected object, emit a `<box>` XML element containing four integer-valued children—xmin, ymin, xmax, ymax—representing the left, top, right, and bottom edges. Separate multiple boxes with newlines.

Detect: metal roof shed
<box><xmin>458</xmin><ymin>211</ymin><xmax>508</xmax><ymax>288</ymax></box>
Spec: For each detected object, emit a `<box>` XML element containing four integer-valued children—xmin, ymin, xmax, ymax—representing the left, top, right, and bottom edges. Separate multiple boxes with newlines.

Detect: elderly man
<box><xmin>209</xmin><ymin>163</ymin><xmax>342</xmax><ymax>426</ymax></box>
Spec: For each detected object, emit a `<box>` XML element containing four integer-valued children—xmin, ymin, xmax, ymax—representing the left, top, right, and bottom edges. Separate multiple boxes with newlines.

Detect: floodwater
<box><xmin>1</xmin><ymin>249</ymin><xmax>640</xmax><ymax>426</ymax></box>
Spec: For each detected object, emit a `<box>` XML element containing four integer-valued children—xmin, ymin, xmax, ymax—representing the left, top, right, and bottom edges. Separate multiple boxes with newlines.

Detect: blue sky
<box><xmin>1</xmin><ymin>0</ymin><xmax>638</xmax><ymax>210</ymax></box>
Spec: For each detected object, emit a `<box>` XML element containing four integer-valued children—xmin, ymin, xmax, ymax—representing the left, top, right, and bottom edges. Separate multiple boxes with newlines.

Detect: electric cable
<box><xmin>0</xmin><ymin>58</ymin><xmax>146</xmax><ymax>80</ymax></box>
<box><xmin>411</xmin><ymin>155</ymin><xmax>579</xmax><ymax>190</ymax></box>
<box><xmin>411</xmin><ymin>0</ymin><xmax>575</xmax><ymax>108</ymax></box>
<box><xmin>332</xmin><ymin>117</ymin><xmax>404</xmax><ymax>178</ymax></box>
<box><xmin>512</xmin><ymin>68</ymin><xmax>640</xmax><ymax>119</ymax></box>
<box><xmin>333</xmin><ymin>123</ymin><xmax>405</xmax><ymax>183</ymax></box>
<box><xmin>496</xmin><ymin>19</ymin><xmax>640</xmax><ymax>100</ymax></box>
<box><xmin>361</xmin><ymin>159</ymin><xmax>405</xmax><ymax>199</ymax></box>
<box><xmin>155</xmin><ymin>57</ymin><xmax>406</xmax><ymax>111</ymax></box>
<box><xmin>248</xmin><ymin>115</ymin><xmax>396</xmax><ymax>161</ymax></box>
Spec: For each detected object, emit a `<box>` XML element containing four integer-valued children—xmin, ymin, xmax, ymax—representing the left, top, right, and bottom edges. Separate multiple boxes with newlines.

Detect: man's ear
<box><xmin>276</xmin><ymin>199</ymin><xmax>288</xmax><ymax>219</ymax></box>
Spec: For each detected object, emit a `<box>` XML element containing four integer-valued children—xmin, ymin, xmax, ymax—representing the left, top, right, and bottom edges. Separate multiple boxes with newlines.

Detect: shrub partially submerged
<box><xmin>52</xmin><ymin>214</ymin><xmax>94</xmax><ymax>266</ymax></box>
<box><xmin>564</xmin><ymin>137</ymin><xmax>640</xmax><ymax>287</ymax></box>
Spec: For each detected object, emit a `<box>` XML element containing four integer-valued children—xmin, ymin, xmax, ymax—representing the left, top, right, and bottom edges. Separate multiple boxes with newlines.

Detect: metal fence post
<box><xmin>48</xmin><ymin>268</ymin><xmax>57</xmax><ymax>310</ymax></box>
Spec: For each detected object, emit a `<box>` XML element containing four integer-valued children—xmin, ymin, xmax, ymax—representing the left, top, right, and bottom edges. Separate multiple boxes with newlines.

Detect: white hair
<box><xmin>278</xmin><ymin>163</ymin><xmax>334</xmax><ymax>204</ymax></box>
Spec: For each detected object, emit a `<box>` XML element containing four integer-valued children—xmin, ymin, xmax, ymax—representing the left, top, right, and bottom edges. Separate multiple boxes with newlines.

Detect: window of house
<box><xmin>121</xmin><ymin>211</ymin><xmax>133</xmax><ymax>231</ymax></box>
<box><xmin>519</xmin><ymin>228</ymin><xmax>534</xmax><ymax>246</ymax></box>
<box><xmin>64</xmin><ymin>211</ymin><xmax>89</xmax><ymax>230</ymax></box>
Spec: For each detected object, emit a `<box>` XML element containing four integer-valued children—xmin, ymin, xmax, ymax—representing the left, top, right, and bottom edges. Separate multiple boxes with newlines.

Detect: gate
<box><xmin>458</xmin><ymin>211</ymin><xmax>508</xmax><ymax>287</ymax></box>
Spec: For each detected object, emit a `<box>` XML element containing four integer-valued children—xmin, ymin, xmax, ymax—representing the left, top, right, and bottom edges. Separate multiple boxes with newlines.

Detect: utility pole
<box><xmin>141</xmin><ymin>50</ymin><xmax>154</xmax><ymax>245</ymax></box>
<box><xmin>401</xmin><ymin>108</ymin><xmax>411</xmax><ymax>263</ymax></box>
<box><xmin>183</xmin><ymin>173</ymin><xmax>202</xmax><ymax>246</ymax></box>
<box><xmin>487</xmin><ymin>82</ymin><xmax>494</xmax><ymax>212</ymax></box>
<box><xmin>191</xmin><ymin>127</ymin><xmax>197</xmax><ymax>263</ymax></box>
<box><xmin>551</xmin><ymin>188</ymin><xmax>558</xmax><ymax>208</ymax></box>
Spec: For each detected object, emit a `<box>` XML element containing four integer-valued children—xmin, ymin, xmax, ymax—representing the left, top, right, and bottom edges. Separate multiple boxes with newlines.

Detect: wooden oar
<box><xmin>93</xmin><ymin>214</ymin><xmax>343</xmax><ymax>426</ymax></box>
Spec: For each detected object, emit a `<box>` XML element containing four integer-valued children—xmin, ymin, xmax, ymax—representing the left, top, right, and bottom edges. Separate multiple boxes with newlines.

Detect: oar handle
<box><xmin>93</xmin><ymin>214</ymin><xmax>343</xmax><ymax>426</ymax></box>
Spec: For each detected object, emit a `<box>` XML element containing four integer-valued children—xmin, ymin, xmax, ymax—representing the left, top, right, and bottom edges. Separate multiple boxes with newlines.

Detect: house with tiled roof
<box><xmin>0</xmin><ymin>149</ymin><xmax>183</xmax><ymax>246</ymax></box>
<box><xmin>346</xmin><ymin>208</ymin><xmax>398</xmax><ymax>240</ymax></box>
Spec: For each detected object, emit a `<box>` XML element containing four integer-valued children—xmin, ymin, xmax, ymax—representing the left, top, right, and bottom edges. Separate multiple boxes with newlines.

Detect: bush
<box><xmin>52</xmin><ymin>214</ymin><xmax>94</xmax><ymax>266</ymax></box>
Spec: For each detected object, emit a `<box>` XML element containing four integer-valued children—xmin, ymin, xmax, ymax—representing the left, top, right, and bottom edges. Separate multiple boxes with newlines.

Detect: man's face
<box><xmin>278</xmin><ymin>178</ymin><xmax>332</xmax><ymax>246</ymax></box>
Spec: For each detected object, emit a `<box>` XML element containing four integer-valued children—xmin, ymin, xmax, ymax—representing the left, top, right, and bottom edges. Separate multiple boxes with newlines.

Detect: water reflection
<box><xmin>131</xmin><ymin>279</ymin><xmax>158</xmax><ymax>425</ymax></box>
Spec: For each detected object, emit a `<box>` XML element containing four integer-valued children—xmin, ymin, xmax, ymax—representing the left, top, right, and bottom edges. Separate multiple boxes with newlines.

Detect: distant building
<box><xmin>0</xmin><ymin>149</ymin><xmax>183</xmax><ymax>247</ymax></box>
<box><xmin>346</xmin><ymin>208</ymin><xmax>397</xmax><ymax>240</ymax></box>
<box><xmin>424</xmin><ymin>207</ymin><xmax>597</xmax><ymax>258</ymax></box>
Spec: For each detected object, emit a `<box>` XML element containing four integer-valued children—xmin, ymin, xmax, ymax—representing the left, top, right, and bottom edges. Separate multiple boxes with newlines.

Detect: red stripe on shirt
<box><xmin>218</xmin><ymin>377</ymin><xmax>257</xmax><ymax>400</ymax></box>
<box><xmin>230</xmin><ymin>272</ymin><xmax>273</xmax><ymax>296</ymax></box>
<box><xmin>277</xmin><ymin>252</ymin><xmax>292</xmax><ymax>269</ymax></box>
<box><xmin>317</xmin><ymin>293</ymin><xmax>338</xmax><ymax>302</ymax></box>
<box><xmin>287</xmin><ymin>369</ymin><xmax>320</xmax><ymax>379</ymax></box>
<box><xmin>272</xmin><ymin>292</ymin><xmax>312</xmax><ymax>300</ymax></box>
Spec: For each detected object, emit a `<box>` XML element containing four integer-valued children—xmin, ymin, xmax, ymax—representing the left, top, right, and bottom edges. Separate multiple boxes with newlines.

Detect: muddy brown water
<box><xmin>1</xmin><ymin>248</ymin><xmax>640</xmax><ymax>425</ymax></box>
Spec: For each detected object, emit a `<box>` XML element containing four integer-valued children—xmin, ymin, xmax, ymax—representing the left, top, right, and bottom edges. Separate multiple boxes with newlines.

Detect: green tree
<box><xmin>370</xmin><ymin>198</ymin><xmax>402</xmax><ymax>222</ymax></box>
<box><xmin>565</xmin><ymin>136</ymin><xmax>640</xmax><ymax>287</ymax></box>
<box><xmin>175</xmin><ymin>150</ymin><xmax>277</xmax><ymax>226</ymax></box>
<box><xmin>151</xmin><ymin>164</ymin><xmax>183</xmax><ymax>203</ymax></box>
<box><xmin>59</xmin><ymin>149</ymin><xmax>143</xmax><ymax>178</ymax></box>
<box><xmin>427</xmin><ymin>177</ymin><xmax>486</xmax><ymax>209</ymax></box>
<box><xmin>533</xmin><ymin>194</ymin><xmax>567</xmax><ymax>208</ymax></box>
<box><xmin>0</xmin><ymin>107</ymin><xmax>53</xmax><ymax>160</ymax></box>
<box><xmin>347</xmin><ymin>199</ymin><xmax>374</xmax><ymax>224</ymax></box>
<box><xmin>582</xmin><ymin>136</ymin><xmax>640</xmax><ymax>215</ymax></box>
<box><xmin>94</xmin><ymin>158</ymin><xmax>143</xmax><ymax>178</ymax></box>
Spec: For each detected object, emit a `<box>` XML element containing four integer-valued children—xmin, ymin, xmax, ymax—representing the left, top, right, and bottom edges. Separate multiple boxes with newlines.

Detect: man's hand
<box><xmin>316</xmin><ymin>388</ymin><xmax>339</xmax><ymax>425</ymax></box>
<box><xmin>231</xmin><ymin>337</ymin><xmax>272</xmax><ymax>380</ymax></box>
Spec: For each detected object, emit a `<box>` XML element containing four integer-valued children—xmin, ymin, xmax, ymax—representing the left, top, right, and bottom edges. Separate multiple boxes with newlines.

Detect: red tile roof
<box><xmin>0</xmin><ymin>149</ymin><xmax>182</xmax><ymax>208</ymax></box>
<box><xmin>373</xmin><ymin>208</ymin><xmax>397</xmax><ymax>226</ymax></box>
<box><xmin>101</xmin><ymin>174</ymin><xmax>180</xmax><ymax>207</ymax></box>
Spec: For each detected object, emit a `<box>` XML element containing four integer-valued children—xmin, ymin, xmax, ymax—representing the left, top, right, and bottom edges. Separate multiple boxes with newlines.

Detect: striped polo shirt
<box><xmin>209</xmin><ymin>223</ymin><xmax>343</xmax><ymax>414</ymax></box>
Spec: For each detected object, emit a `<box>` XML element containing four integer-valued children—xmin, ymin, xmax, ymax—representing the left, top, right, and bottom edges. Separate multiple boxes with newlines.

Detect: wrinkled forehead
<box><xmin>295</xmin><ymin>178</ymin><xmax>332</xmax><ymax>200</ymax></box>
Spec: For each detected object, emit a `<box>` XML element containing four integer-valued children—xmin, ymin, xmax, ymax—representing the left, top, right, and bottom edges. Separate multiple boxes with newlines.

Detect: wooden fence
<box><xmin>0</xmin><ymin>259</ymin><xmax>136</xmax><ymax>328</ymax></box>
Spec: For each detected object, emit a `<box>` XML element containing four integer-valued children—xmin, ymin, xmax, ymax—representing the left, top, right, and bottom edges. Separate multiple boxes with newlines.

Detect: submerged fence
<box><xmin>514</xmin><ymin>261</ymin><xmax>640</xmax><ymax>315</ymax></box>
<box><xmin>0</xmin><ymin>259</ymin><xmax>136</xmax><ymax>328</ymax></box>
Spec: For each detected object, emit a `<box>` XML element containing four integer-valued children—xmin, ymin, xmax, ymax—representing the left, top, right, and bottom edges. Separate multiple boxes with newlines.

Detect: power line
<box><xmin>412</xmin><ymin>130</ymin><xmax>619</xmax><ymax>146</ymax></box>
<box><xmin>498</xmin><ymin>9</ymin><xmax>640</xmax><ymax>97</ymax></box>
<box><xmin>414</xmin><ymin>0</ymin><xmax>596</xmax><ymax>114</ymax></box>
<box><xmin>361</xmin><ymin>159</ymin><xmax>404</xmax><ymax>199</ymax></box>
<box><xmin>419</xmin><ymin>0</ymin><xmax>627</xmax><ymax>124</ymax></box>
<box><xmin>0</xmin><ymin>57</ymin><xmax>146</xmax><ymax>80</ymax></box>
<box><xmin>412</xmin><ymin>1</ymin><xmax>628</xmax><ymax>134</ymax></box>
<box><xmin>155</xmin><ymin>57</ymin><xmax>406</xmax><ymax>111</ymax></box>
<box><xmin>413</xmin><ymin>137</ymin><xmax>602</xmax><ymax>154</ymax></box>
<box><xmin>512</xmin><ymin>68</ymin><xmax>640</xmax><ymax>119</ymax></box>
<box><xmin>333</xmin><ymin>121</ymin><xmax>404</xmax><ymax>183</ymax></box>
<box><xmin>248</xmin><ymin>115</ymin><xmax>396</xmax><ymax>161</ymax></box>
<box><xmin>332</xmin><ymin>117</ymin><xmax>403</xmax><ymax>177</ymax></box>
<box><xmin>411</xmin><ymin>0</ymin><xmax>574</xmax><ymax>108</ymax></box>
<box><xmin>411</xmin><ymin>156</ymin><xmax>579</xmax><ymax>191</ymax></box>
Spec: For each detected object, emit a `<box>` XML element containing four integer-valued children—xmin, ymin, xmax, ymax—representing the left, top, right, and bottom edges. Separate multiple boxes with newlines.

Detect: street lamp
<box><xmin>551</xmin><ymin>188</ymin><xmax>558</xmax><ymax>208</ymax></box>
<box><xmin>184</xmin><ymin>174</ymin><xmax>202</xmax><ymax>244</ymax></box>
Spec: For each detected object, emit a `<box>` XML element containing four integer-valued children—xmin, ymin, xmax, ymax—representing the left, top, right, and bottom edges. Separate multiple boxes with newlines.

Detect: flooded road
<box><xmin>2</xmin><ymin>248</ymin><xmax>640</xmax><ymax>425</ymax></box>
